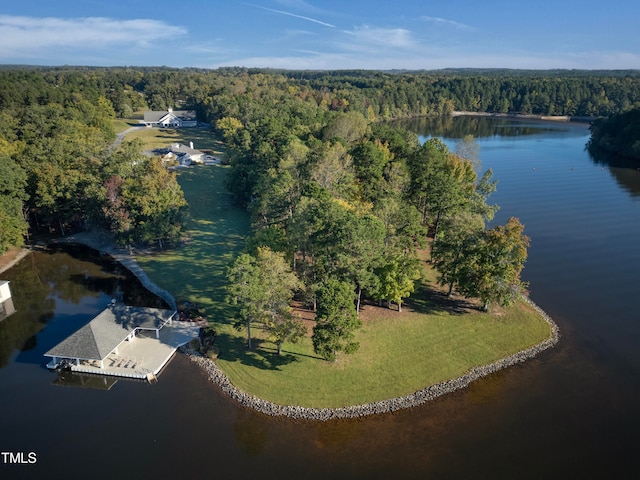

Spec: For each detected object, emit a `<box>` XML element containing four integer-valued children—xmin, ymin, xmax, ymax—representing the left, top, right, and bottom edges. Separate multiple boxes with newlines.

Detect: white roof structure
<box><xmin>45</xmin><ymin>305</ymin><xmax>176</xmax><ymax>362</ymax></box>
<box><xmin>143</xmin><ymin>109</ymin><xmax>197</xmax><ymax>128</ymax></box>
<box><xmin>0</xmin><ymin>280</ymin><xmax>11</xmax><ymax>303</ymax></box>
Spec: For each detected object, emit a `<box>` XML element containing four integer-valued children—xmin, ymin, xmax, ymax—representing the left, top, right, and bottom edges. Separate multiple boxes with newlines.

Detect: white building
<box><xmin>0</xmin><ymin>280</ymin><xmax>15</xmax><ymax>321</ymax></box>
<box><xmin>0</xmin><ymin>280</ymin><xmax>11</xmax><ymax>303</ymax></box>
<box><xmin>143</xmin><ymin>109</ymin><xmax>197</xmax><ymax>128</ymax></box>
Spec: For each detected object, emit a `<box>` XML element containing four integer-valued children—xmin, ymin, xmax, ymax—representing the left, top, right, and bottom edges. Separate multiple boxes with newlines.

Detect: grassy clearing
<box><xmin>135</xmin><ymin>165</ymin><xmax>247</xmax><ymax>321</ymax></box>
<box><xmin>136</xmin><ymin>161</ymin><xmax>552</xmax><ymax>409</ymax></box>
<box><xmin>111</xmin><ymin>118</ymin><xmax>135</xmax><ymax>134</ymax></box>
<box><xmin>125</xmin><ymin>126</ymin><xmax>227</xmax><ymax>156</ymax></box>
<box><xmin>218</xmin><ymin>292</ymin><xmax>550</xmax><ymax>408</ymax></box>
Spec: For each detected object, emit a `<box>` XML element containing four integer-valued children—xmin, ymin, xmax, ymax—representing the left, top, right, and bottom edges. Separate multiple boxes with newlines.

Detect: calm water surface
<box><xmin>1</xmin><ymin>117</ymin><xmax>639</xmax><ymax>479</ymax></box>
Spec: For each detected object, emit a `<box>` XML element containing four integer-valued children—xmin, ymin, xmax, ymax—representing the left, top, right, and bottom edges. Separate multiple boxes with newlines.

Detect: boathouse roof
<box><xmin>44</xmin><ymin>305</ymin><xmax>176</xmax><ymax>361</ymax></box>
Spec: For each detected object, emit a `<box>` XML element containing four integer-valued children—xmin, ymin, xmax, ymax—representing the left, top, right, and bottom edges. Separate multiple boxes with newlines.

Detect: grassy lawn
<box><xmin>125</xmin><ymin>126</ymin><xmax>227</xmax><ymax>156</ymax></box>
<box><xmin>135</xmin><ymin>159</ymin><xmax>552</xmax><ymax>409</ymax></box>
<box><xmin>217</xmin><ymin>291</ymin><xmax>550</xmax><ymax>408</ymax></box>
<box><xmin>135</xmin><ymin>165</ymin><xmax>248</xmax><ymax>320</ymax></box>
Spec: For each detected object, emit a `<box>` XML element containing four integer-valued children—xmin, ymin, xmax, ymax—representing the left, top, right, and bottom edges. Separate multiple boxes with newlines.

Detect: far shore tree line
<box><xmin>2</xmin><ymin>66</ymin><xmax>637</xmax><ymax>360</ymax></box>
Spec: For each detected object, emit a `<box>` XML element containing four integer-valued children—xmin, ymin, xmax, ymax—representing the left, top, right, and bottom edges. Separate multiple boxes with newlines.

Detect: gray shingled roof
<box><xmin>143</xmin><ymin>110</ymin><xmax>196</xmax><ymax>123</ymax></box>
<box><xmin>169</xmin><ymin>143</ymin><xmax>202</xmax><ymax>155</ymax></box>
<box><xmin>45</xmin><ymin>305</ymin><xmax>176</xmax><ymax>361</ymax></box>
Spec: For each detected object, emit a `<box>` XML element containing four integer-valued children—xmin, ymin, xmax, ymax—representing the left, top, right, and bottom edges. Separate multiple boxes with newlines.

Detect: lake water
<box><xmin>1</xmin><ymin>117</ymin><xmax>639</xmax><ymax>479</ymax></box>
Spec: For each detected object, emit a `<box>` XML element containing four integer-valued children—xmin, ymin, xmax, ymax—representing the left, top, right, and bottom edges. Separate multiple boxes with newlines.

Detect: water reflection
<box><xmin>0</xmin><ymin>244</ymin><xmax>167</xmax><ymax>369</ymax></box>
<box><xmin>587</xmin><ymin>146</ymin><xmax>640</xmax><ymax>197</ymax></box>
<box><xmin>390</xmin><ymin>115</ymin><xmax>584</xmax><ymax>139</ymax></box>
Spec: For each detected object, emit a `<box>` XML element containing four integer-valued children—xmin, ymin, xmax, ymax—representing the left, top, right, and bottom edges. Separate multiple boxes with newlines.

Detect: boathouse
<box><xmin>44</xmin><ymin>304</ymin><xmax>180</xmax><ymax>373</ymax></box>
<box><xmin>0</xmin><ymin>280</ymin><xmax>16</xmax><ymax>321</ymax></box>
<box><xmin>0</xmin><ymin>280</ymin><xmax>11</xmax><ymax>303</ymax></box>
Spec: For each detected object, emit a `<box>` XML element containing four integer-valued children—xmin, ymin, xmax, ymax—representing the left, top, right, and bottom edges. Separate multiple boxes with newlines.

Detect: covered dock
<box><xmin>0</xmin><ymin>280</ymin><xmax>15</xmax><ymax>321</ymax></box>
<box><xmin>44</xmin><ymin>304</ymin><xmax>199</xmax><ymax>380</ymax></box>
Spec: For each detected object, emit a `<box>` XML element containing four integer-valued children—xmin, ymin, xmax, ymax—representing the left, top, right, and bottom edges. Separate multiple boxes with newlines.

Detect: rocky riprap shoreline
<box><xmin>183</xmin><ymin>296</ymin><xmax>559</xmax><ymax>421</ymax></box>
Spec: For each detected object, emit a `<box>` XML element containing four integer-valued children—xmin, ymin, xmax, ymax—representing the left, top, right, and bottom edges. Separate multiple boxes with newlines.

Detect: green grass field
<box><xmin>136</xmin><ymin>165</ymin><xmax>247</xmax><ymax>318</ymax></box>
<box><xmin>135</xmin><ymin>162</ymin><xmax>553</xmax><ymax>408</ymax></box>
<box><xmin>125</xmin><ymin>126</ymin><xmax>227</xmax><ymax>156</ymax></box>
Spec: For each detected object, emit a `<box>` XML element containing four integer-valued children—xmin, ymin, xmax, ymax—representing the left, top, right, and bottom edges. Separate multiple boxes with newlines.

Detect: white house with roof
<box><xmin>162</xmin><ymin>142</ymin><xmax>205</xmax><ymax>166</ymax></box>
<box><xmin>143</xmin><ymin>109</ymin><xmax>197</xmax><ymax>128</ymax></box>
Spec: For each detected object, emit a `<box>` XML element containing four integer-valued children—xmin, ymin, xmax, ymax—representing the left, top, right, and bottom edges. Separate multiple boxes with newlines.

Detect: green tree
<box><xmin>312</xmin><ymin>278</ymin><xmax>361</xmax><ymax>361</ymax></box>
<box><xmin>458</xmin><ymin>217</ymin><xmax>530</xmax><ymax>311</ymax></box>
<box><xmin>226</xmin><ymin>247</ymin><xmax>304</xmax><ymax>353</ymax></box>
<box><xmin>254</xmin><ymin>247</ymin><xmax>303</xmax><ymax>355</ymax></box>
<box><xmin>431</xmin><ymin>212</ymin><xmax>485</xmax><ymax>296</ymax></box>
<box><xmin>216</xmin><ymin>116</ymin><xmax>244</xmax><ymax>141</ymax></box>
<box><xmin>310</xmin><ymin>142</ymin><xmax>356</xmax><ymax>200</ymax></box>
<box><xmin>250</xmin><ymin>168</ymin><xmax>299</xmax><ymax>227</ymax></box>
<box><xmin>226</xmin><ymin>253</ymin><xmax>262</xmax><ymax>349</ymax></box>
<box><xmin>0</xmin><ymin>156</ymin><xmax>29</xmax><ymax>252</ymax></box>
<box><xmin>322</xmin><ymin>111</ymin><xmax>369</xmax><ymax>144</ymax></box>
<box><xmin>118</xmin><ymin>156</ymin><xmax>187</xmax><ymax>246</ymax></box>
<box><xmin>373</xmin><ymin>253</ymin><xmax>422</xmax><ymax>312</ymax></box>
<box><xmin>408</xmin><ymin>139</ymin><xmax>476</xmax><ymax>244</ymax></box>
<box><xmin>350</xmin><ymin>139</ymin><xmax>392</xmax><ymax>202</ymax></box>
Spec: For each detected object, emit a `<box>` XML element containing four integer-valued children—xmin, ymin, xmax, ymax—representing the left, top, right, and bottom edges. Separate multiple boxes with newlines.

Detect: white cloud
<box><xmin>420</xmin><ymin>16</ymin><xmax>474</xmax><ymax>31</ymax></box>
<box><xmin>341</xmin><ymin>25</ymin><xmax>416</xmax><ymax>52</ymax></box>
<box><xmin>0</xmin><ymin>15</ymin><xmax>187</xmax><ymax>60</ymax></box>
<box><xmin>216</xmin><ymin>45</ymin><xmax>640</xmax><ymax>71</ymax></box>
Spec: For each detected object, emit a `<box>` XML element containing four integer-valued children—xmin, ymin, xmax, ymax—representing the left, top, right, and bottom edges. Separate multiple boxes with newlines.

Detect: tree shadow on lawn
<box><xmin>214</xmin><ymin>332</ymin><xmax>300</xmax><ymax>371</ymax></box>
<box><xmin>153</xmin><ymin>128</ymin><xmax>225</xmax><ymax>153</ymax></box>
<box><xmin>407</xmin><ymin>281</ymin><xmax>480</xmax><ymax>317</ymax></box>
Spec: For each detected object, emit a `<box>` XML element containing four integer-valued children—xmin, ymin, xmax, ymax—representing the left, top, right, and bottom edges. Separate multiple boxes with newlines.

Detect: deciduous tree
<box><xmin>0</xmin><ymin>156</ymin><xmax>29</xmax><ymax>252</ymax></box>
<box><xmin>458</xmin><ymin>217</ymin><xmax>530</xmax><ymax>311</ymax></box>
<box><xmin>312</xmin><ymin>279</ymin><xmax>361</xmax><ymax>361</ymax></box>
<box><xmin>226</xmin><ymin>247</ymin><xmax>304</xmax><ymax>353</ymax></box>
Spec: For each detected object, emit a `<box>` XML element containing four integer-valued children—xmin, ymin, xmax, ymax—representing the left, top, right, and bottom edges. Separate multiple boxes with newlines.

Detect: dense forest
<box><xmin>1</xmin><ymin>66</ymin><xmax>639</xmax><ymax>358</ymax></box>
<box><xmin>588</xmin><ymin>108</ymin><xmax>640</xmax><ymax>160</ymax></box>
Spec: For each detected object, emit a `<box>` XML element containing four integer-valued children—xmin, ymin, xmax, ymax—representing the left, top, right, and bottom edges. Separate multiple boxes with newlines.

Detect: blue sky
<box><xmin>1</xmin><ymin>0</ymin><xmax>638</xmax><ymax>70</ymax></box>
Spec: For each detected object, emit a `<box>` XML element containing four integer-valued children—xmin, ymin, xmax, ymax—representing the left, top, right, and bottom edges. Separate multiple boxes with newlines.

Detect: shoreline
<box><xmin>182</xmin><ymin>295</ymin><xmax>559</xmax><ymax>421</ymax></box>
<box><xmin>18</xmin><ymin>235</ymin><xmax>560</xmax><ymax>420</ymax></box>
<box><xmin>451</xmin><ymin>110</ymin><xmax>597</xmax><ymax>124</ymax></box>
<box><xmin>0</xmin><ymin>248</ymin><xmax>32</xmax><ymax>275</ymax></box>
<box><xmin>51</xmin><ymin>231</ymin><xmax>177</xmax><ymax>311</ymax></box>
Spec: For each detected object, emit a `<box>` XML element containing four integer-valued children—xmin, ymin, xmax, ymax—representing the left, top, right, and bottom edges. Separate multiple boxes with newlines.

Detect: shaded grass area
<box><xmin>111</xmin><ymin>118</ymin><xmax>136</xmax><ymax>134</ymax></box>
<box><xmin>136</xmin><ymin>163</ymin><xmax>553</xmax><ymax>409</ymax></box>
<box><xmin>135</xmin><ymin>165</ymin><xmax>253</xmax><ymax>378</ymax></box>
<box><xmin>136</xmin><ymin>165</ymin><xmax>247</xmax><ymax>321</ymax></box>
<box><xmin>220</xmin><ymin>295</ymin><xmax>550</xmax><ymax>408</ymax></box>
